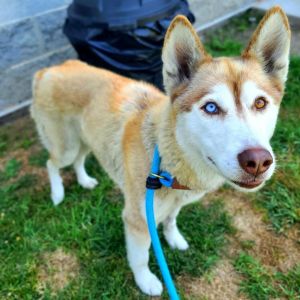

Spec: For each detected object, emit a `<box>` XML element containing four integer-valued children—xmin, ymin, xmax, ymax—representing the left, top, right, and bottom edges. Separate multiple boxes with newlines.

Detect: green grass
<box><xmin>0</xmin><ymin>158</ymin><xmax>22</xmax><ymax>181</ymax></box>
<box><xmin>0</xmin><ymin>156</ymin><xmax>233</xmax><ymax>299</ymax></box>
<box><xmin>0</xmin><ymin>116</ymin><xmax>37</xmax><ymax>157</ymax></box>
<box><xmin>29</xmin><ymin>149</ymin><xmax>48</xmax><ymax>167</ymax></box>
<box><xmin>234</xmin><ymin>252</ymin><xmax>277</xmax><ymax>300</ymax></box>
<box><xmin>234</xmin><ymin>253</ymin><xmax>300</xmax><ymax>300</ymax></box>
<box><xmin>206</xmin><ymin>37</ymin><xmax>242</xmax><ymax>56</ymax></box>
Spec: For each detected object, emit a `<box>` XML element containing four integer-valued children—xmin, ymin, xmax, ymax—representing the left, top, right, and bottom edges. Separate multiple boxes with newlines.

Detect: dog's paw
<box><xmin>51</xmin><ymin>188</ymin><xmax>64</xmax><ymax>206</ymax></box>
<box><xmin>78</xmin><ymin>176</ymin><xmax>98</xmax><ymax>189</ymax></box>
<box><xmin>164</xmin><ymin>229</ymin><xmax>189</xmax><ymax>251</ymax></box>
<box><xmin>135</xmin><ymin>269</ymin><xmax>163</xmax><ymax>296</ymax></box>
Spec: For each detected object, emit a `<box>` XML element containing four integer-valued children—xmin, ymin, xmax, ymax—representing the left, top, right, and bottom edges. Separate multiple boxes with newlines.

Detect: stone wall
<box><xmin>0</xmin><ymin>0</ymin><xmax>76</xmax><ymax>113</ymax></box>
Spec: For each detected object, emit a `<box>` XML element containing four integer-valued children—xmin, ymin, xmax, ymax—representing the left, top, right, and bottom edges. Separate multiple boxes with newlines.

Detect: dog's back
<box><xmin>31</xmin><ymin>59</ymin><xmax>166</xmax><ymax>204</ymax></box>
<box><xmin>33</xmin><ymin>60</ymin><xmax>122</xmax><ymax>113</ymax></box>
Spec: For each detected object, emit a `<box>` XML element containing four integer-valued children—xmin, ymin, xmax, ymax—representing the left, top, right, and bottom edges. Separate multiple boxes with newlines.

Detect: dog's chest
<box><xmin>153</xmin><ymin>189</ymin><xmax>205</xmax><ymax>224</ymax></box>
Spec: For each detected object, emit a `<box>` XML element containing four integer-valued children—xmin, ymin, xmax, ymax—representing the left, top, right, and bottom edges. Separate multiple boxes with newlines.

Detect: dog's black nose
<box><xmin>238</xmin><ymin>148</ymin><xmax>273</xmax><ymax>176</ymax></box>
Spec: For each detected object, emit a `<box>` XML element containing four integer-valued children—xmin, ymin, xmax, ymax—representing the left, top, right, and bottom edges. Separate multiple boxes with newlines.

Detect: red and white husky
<box><xmin>31</xmin><ymin>6</ymin><xmax>290</xmax><ymax>296</ymax></box>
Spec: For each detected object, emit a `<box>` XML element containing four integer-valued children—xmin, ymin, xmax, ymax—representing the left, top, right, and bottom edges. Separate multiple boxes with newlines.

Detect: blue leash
<box><xmin>145</xmin><ymin>145</ymin><xmax>180</xmax><ymax>300</ymax></box>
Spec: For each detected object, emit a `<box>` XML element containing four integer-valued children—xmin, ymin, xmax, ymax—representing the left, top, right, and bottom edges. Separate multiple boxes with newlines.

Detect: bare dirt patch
<box><xmin>179</xmin><ymin>259</ymin><xmax>246</xmax><ymax>300</ymax></box>
<box><xmin>0</xmin><ymin>116</ymin><xmax>37</xmax><ymax>153</ymax></box>
<box><xmin>0</xmin><ymin>115</ymin><xmax>49</xmax><ymax>188</ymax></box>
<box><xmin>0</xmin><ymin>147</ymin><xmax>48</xmax><ymax>187</ymax></box>
<box><xmin>36</xmin><ymin>248</ymin><xmax>79</xmax><ymax>295</ymax></box>
<box><xmin>0</xmin><ymin>144</ymin><xmax>76</xmax><ymax>191</ymax></box>
<box><xmin>221</xmin><ymin>191</ymin><xmax>300</xmax><ymax>272</ymax></box>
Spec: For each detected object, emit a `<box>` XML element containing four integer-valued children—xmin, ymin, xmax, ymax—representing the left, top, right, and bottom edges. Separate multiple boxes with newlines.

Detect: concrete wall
<box><xmin>0</xmin><ymin>0</ymin><xmax>76</xmax><ymax>113</ymax></box>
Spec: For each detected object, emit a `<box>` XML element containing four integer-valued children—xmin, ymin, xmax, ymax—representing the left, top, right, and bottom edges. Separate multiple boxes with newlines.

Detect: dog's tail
<box><xmin>30</xmin><ymin>68</ymin><xmax>48</xmax><ymax>122</ymax></box>
<box><xmin>32</xmin><ymin>68</ymin><xmax>47</xmax><ymax>102</ymax></box>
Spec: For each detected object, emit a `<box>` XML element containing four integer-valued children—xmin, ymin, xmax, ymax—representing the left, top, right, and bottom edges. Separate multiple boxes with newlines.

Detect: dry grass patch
<box><xmin>179</xmin><ymin>259</ymin><xmax>246</xmax><ymax>300</ymax></box>
<box><xmin>222</xmin><ymin>191</ymin><xmax>300</xmax><ymax>272</ymax></box>
<box><xmin>0</xmin><ymin>148</ymin><xmax>48</xmax><ymax>186</ymax></box>
<box><xmin>36</xmin><ymin>248</ymin><xmax>79</xmax><ymax>296</ymax></box>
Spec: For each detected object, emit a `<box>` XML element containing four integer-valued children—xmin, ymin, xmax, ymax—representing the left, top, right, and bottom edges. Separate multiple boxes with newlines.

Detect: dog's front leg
<box><xmin>123</xmin><ymin>210</ymin><xmax>163</xmax><ymax>296</ymax></box>
<box><xmin>163</xmin><ymin>206</ymin><xmax>189</xmax><ymax>251</ymax></box>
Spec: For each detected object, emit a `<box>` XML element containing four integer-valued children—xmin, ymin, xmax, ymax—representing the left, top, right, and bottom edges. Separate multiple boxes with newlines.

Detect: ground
<box><xmin>0</xmin><ymin>10</ymin><xmax>299</xmax><ymax>300</ymax></box>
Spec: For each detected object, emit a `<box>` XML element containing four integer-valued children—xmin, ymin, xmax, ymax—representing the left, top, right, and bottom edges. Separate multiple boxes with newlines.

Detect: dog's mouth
<box><xmin>231</xmin><ymin>179</ymin><xmax>263</xmax><ymax>189</ymax></box>
<box><xmin>207</xmin><ymin>156</ymin><xmax>265</xmax><ymax>189</ymax></box>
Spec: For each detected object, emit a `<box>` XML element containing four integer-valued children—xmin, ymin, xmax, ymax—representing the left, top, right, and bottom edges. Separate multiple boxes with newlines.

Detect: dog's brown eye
<box><xmin>254</xmin><ymin>97</ymin><xmax>267</xmax><ymax>110</ymax></box>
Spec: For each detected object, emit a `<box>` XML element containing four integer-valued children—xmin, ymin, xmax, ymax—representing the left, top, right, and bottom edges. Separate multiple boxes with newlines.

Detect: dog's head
<box><xmin>162</xmin><ymin>6</ymin><xmax>291</xmax><ymax>191</ymax></box>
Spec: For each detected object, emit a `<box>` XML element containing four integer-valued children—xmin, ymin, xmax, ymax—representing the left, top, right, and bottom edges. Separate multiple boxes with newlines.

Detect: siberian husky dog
<box><xmin>31</xmin><ymin>6</ymin><xmax>290</xmax><ymax>296</ymax></box>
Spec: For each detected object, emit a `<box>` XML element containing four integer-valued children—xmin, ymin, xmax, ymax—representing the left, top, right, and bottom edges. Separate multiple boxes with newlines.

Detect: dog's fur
<box><xmin>31</xmin><ymin>6</ymin><xmax>290</xmax><ymax>296</ymax></box>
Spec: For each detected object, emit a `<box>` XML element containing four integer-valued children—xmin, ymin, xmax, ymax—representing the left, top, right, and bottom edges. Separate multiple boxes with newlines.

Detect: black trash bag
<box><xmin>63</xmin><ymin>0</ymin><xmax>195</xmax><ymax>90</ymax></box>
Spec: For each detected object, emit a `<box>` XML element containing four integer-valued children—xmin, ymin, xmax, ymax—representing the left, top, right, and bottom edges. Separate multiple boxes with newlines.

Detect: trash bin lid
<box><xmin>67</xmin><ymin>0</ymin><xmax>183</xmax><ymax>29</ymax></box>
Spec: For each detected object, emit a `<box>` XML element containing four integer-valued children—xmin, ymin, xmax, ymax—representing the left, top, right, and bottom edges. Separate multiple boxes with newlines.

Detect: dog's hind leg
<box><xmin>73</xmin><ymin>144</ymin><xmax>98</xmax><ymax>189</ymax></box>
<box><xmin>47</xmin><ymin>141</ymin><xmax>81</xmax><ymax>205</ymax></box>
<box><xmin>34</xmin><ymin>112</ymin><xmax>82</xmax><ymax>205</ymax></box>
<box><xmin>163</xmin><ymin>206</ymin><xmax>189</xmax><ymax>251</ymax></box>
<box><xmin>47</xmin><ymin>158</ymin><xmax>65</xmax><ymax>206</ymax></box>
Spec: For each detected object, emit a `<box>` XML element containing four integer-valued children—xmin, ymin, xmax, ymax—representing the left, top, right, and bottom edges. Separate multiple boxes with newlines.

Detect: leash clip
<box><xmin>146</xmin><ymin>174</ymin><xmax>162</xmax><ymax>190</ymax></box>
<box><xmin>146</xmin><ymin>171</ymin><xmax>174</xmax><ymax>189</ymax></box>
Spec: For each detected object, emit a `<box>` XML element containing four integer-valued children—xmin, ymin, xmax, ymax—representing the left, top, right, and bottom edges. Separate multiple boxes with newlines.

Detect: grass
<box><xmin>29</xmin><ymin>149</ymin><xmax>48</xmax><ymax>167</ymax></box>
<box><xmin>234</xmin><ymin>253</ymin><xmax>300</xmax><ymax>300</ymax></box>
<box><xmin>0</xmin><ymin>156</ymin><xmax>233</xmax><ymax>299</ymax></box>
<box><xmin>0</xmin><ymin>158</ymin><xmax>22</xmax><ymax>180</ymax></box>
<box><xmin>0</xmin><ymin>11</ymin><xmax>300</xmax><ymax>299</ymax></box>
<box><xmin>234</xmin><ymin>252</ymin><xmax>277</xmax><ymax>300</ymax></box>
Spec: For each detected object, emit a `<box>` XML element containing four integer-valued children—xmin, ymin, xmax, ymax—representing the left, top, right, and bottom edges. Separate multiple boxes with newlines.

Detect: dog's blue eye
<box><xmin>203</xmin><ymin>102</ymin><xmax>219</xmax><ymax>114</ymax></box>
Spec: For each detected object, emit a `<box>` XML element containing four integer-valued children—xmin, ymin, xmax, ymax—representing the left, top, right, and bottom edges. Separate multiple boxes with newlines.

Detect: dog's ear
<box><xmin>243</xmin><ymin>6</ymin><xmax>291</xmax><ymax>85</ymax></box>
<box><xmin>162</xmin><ymin>15</ymin><xmax>210</xmax><ymax>95</ymax></box>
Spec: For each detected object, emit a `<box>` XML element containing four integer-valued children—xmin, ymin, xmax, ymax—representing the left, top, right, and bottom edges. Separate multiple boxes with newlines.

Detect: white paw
<box><xmin>78</xmin><ymin>176</ymin><xmax>98</xmax><ymax>189</ymax></box>
<box><xmin>51</xmin><ymin>186</ymin><xmax>64</xmax><ymax>206</ymax></box>
<box><xmin>164</xmin><ymin>229</ymin><xmax>189</xmax><ymax>251</ymax></box>
<box><xmin>135</xmin><ymin>269</ymin><xmax>163</xmax><ymax>296</ymax></box>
